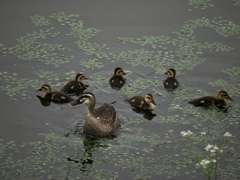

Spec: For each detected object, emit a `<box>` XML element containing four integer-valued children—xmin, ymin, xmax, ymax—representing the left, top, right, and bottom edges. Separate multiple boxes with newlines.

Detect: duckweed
<box><xmin>0</xmin><ymin>7</ymin><xmax>240</xmax><ymax>179</ymax></box>
<box><xmin>29</xmin><ymin>15</ymin><xmax>50</xmax><ymax>26</ymax></box>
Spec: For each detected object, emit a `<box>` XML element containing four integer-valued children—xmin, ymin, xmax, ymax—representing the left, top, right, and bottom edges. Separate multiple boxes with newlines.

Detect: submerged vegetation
<box><xmin>0</xmin><ymin>1</ymin><xmax>240</xmax><ymax>179</ymax></box>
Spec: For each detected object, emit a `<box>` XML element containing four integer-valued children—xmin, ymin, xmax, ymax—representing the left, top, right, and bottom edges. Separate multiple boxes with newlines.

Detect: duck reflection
<box><xmin>67</xmin><ymin>134</ymin><xmax>114</xmax><ymax>172</ymax></box>
<box><xmin>132</xmin><ymin>108</ymin><xmax>156</xmax><ymax>120</ymax></box>
<box><xmin>36</xmin><ymin>95</ymin><xmax>52</xmax><ymax>107</ymax></box>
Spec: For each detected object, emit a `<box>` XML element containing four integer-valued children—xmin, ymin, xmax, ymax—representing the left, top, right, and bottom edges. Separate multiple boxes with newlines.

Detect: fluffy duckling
<box><xmin>127</xmin><ymin>93</ymin><xmax>156</xmax><ymax>110</ymax></box>
<box><xmin>37</xmin><ymin>84</ymin><xmax>74</xmax><ymax>104</ymax></box>
<box><xmin>61</xmin><ymin>73</ymin><xmax>88</xmax><ymax>95</ymax></box>
<box><xmin>69</xmin><ymin>92</ymin><xmax>121</xmax><ymax>136</ymax></box>
<box><xmin>109</xmin><ymin>67</ymin><xmax>126</xmax><ymax>89</ymax></box>
<box><xmin>188</xmin><ymin>90</ymin><xmax>233</xmax><ymax>110</ymax></box>
<box><xmin>163</xmin><ymin>68</ymin><xmax>179</xmax><ymax>90</ymax></box>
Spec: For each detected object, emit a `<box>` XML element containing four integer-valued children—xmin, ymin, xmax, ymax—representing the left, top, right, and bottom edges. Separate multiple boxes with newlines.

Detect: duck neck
<box><xmin>87</xmin><ymin>102</ymin><xmax>95</xmax><ymax>116</ymax></box>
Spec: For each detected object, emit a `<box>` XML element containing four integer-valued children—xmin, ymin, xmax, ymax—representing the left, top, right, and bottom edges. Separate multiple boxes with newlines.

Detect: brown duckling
<box><xmin>109</xmin><ymin>67</ymin><xmax>126</xmax><ymax>89</ymax></box>
<box><xmin>163</xmin><ymin>68</ymin><xmax>179</xmax><ymax>90</ymax></box>
<box><xmin>69</xmin><ymin>92</ymin><xmax>121</xmax><ymax>136</ymax></box>
<box><xmin>61</xmin><ymin>73</ymin><xmax>88</xmax><ymax>95</ymax></box>
<box><xmin>127</xmin><ymin>93</ymin><xmax>156</xmax><ymax>110</ymax></box>
<box><xmin>188</xmin><ymin>90</ymin><xmax>233</xmax><ymax>110</ymax></box>
<box><xmin>37</xmin><ymin>84</ymin><xmax>74</xmax><ymax>104</ymax></box>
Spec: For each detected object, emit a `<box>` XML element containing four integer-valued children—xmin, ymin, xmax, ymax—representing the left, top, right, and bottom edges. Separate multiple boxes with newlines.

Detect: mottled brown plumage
<box><xmin>69</xmin><ymin>92</ymin><xmax>121</xmax><ymax>136</ymax></box>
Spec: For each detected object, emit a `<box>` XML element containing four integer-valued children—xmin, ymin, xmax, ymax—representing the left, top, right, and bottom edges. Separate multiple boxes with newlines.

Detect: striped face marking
<box><xmin>114</xmin><ymin>67</ymin><xmax>126</xmax><ymax>76</ymax></box>
<box><xmin>80</xmin><ymin>93</ymin><xmax>95</xmax><ymax>105</ymax></box>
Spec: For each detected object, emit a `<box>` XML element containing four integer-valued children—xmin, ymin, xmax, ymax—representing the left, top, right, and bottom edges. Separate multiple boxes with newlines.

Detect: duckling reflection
<box><xmin>132</xmin><ymin>108</ymin><xmax>156</xmax><ymax>120</ymax></box>
<box><xmin>36</xmin><ymin>95</ymin><xmax>51</xmax><ymax>107</ymax></box>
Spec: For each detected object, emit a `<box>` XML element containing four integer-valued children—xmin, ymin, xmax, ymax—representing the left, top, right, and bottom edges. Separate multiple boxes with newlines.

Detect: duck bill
<box><xmin>37</xmin><ymin>88</ymin><xmax>42</xmax><ymax>92</ymax></box>
<box><xmin>152</xmin><ymin>99</ymin><xmax>157</xmax><ymax>106</ymax></box>
<box><xmin>122</xmin><ymin>71</ymin><xmax>126</xmax><ymax>75</ymax></box>
<box><xmin>228</xmin><ymin>96</ymin><xmax>233</xmax><ymax>101</ymax></box>
<box><xmin>68</xmin><ymin>100</ymin><xmax>82</xmax><ymax>107</ymax></box>
<box><xmin>164</xmin><ymin>71</ymin><xmax>168</xmax><ymax>75</ymax></box>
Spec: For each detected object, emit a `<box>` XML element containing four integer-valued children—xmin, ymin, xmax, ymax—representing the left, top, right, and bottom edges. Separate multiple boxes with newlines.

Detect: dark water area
<box><xmin>1</xmin><ymin>0</ymin><xmax>240</xmax><ymax>179</ymax></box>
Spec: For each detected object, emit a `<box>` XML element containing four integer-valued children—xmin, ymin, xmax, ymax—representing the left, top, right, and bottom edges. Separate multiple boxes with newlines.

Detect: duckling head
<box><xmin>37</xmin><ymin>84</ymin><xmax>51</xmax><ymax>96</ymax></box>
<box><xmin>68</xmin><ymin>92</ymin><xmax>96</xmax><ymax>107</ymax></box>
<box><xmin>114</xmin><ymin>67</ymin><xmax>126</xmax><ymax>76</ymax></box>
<box><xmin>164</xmin><ymin>68</ymin><xmax>176</xmax><ymax>77</ymax></box>
<box><xmin>76</xmin><ymin>73</ymin><xmax>87</xmax><ymax>82</ymax></box>
<box><xmin>218</xmin><ymin>90</ymin><xmax>233</xmax><ymax>101</ymax></box>
<box><xmin>145</xmin><ymin>93</ymin><xmax>156</xmax><ymax>109</ymax></box>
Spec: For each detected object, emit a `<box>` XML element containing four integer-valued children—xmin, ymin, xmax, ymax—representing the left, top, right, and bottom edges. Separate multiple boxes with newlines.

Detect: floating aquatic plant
<box><xmin>29</xmin><ymin>15</ymin><xmax>50</xmax><ymax>26</ymax></box>
<box><xmin>0</xmin><ymin>72</ymin><xmax>43</xmax><ymax>99</ymax></box>
<box><xmin>188</xmin><ymin>0</ymin><xmax>214</xmax><ymax>10</ymax></box>
<box><xmin>209</xmin><ymin>67</ymin><xmax>240</xmax><ymax>96</ymax></box>
<box><xmin>79</xmin><ymin>59</ymin><xmax>103</xmax><ymax>69</ymax></box>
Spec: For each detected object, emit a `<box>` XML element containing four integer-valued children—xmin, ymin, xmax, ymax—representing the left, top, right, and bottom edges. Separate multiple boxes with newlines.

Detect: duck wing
<box><xmin>94</xmin><ymin>103</ymin><xmax>118</xmax><ymax>124</ymax></box>
<box><xmin>188</xmin><ymin>96</ymin><xmax>216</xmax><ymax>107</ymax></box>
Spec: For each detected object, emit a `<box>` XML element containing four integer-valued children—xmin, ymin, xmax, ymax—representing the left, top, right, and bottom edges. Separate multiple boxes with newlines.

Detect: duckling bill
<box><xmin>37</xmin><ymin>84</ymin><xmax>74</xmax><ymax>104</ymax></box>
<box><xmin>61</xmin><ymin>73</ymin><xmax>88</xmax><ymax>95</ymax></box>
<box><xmin>188</xmin><ymin>90</ymin><xmax>233</xmax><ymax>110</ymax></box>
<box><xmin>69</xmin><ymin>92</ymin><xmax>121</xmax><ymax>137</ymax></box>
<box><xmin>163</xmin><ymin>68</ymin><xmax>179</xmax><ymax>90</ymax></box>
<box><xmin>109</xmin><ymin>67</ymin><xmax>126</xmax><ymax>89</ymax></box>
<box><xmin>127</xmin><ymin>93</ymin><xmax>156</xmax><ymax>110</ymax></box>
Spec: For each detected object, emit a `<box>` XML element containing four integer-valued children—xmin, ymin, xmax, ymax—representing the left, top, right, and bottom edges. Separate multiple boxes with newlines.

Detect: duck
<box><xmin>61</xmin><ymin>73</ymin><xmax>88</xmax><ymax>95</ymax></box>
<box><xmin>37</xmin><ymin>84</ymin><xmax>74</xmax><ymax>104</ymax></box>
<box><xmin>109</xmin><ymin>67</ymin><xmax>126</xmax><ymax>89</ymax></box>
<box><xmin>127</xmin><ymin>93</ymin><xmax>156</xmax><ymax>110</ymax></box>
<box><xmin>188</xmin><ymin>90</ymin><xmax>233</xmax><ymax>110</ymax></box>
<box><xmin>68</xmin><ymin>92</ymin><xmax>121</xmax><ymax>136</ymax></box>
<box><xmin>163</xmin><ymin>68</ymin><xmax>179</xmax><ymax>90</ymax></box>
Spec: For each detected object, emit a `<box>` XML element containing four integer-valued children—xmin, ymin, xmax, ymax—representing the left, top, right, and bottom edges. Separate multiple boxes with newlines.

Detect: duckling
<box><xmin>188</xmin><ymin>90</ymin><xmax>233</xmax><ymax>110</ymax></box>
<box><xmin>163</xmin><ymin>68</ymin><xmax>179</xmax><ymax>90</ymax></box>
<box><xmin>109</xmin><ymin>67</ymin><xmax>126</xmax><ymax>89</ymax></box>
<box><xmin>37</xmin><ymin>84</ymin><xmax>74</xmax><ymax>104</ymax></box>
<box><xmin>127</xmin><ymin>93</ymin><xmax>156</xmax><ymax>110</ymax></box>
<box><xmin>69</xmin><ymin>92</ymin><xmax>121</xmax><ymax>136</ymax></box>
<box><xmin>61</xmin><ymin>73</ymin><xmax>88</xmax><ymax>95</ymax></box>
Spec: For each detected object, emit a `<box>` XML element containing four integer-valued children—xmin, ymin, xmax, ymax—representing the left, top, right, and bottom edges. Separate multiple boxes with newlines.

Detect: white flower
<box><xmin>205</xmin><ymin>144</ymin><xmax>213</xmax><ymax>151</ymax></box>
<box><xmin>213</xmin><ymin>145</ymin><xmax>219</xmax><ymax>150</ymax></box>
<box><xmin>201</xmin><ymin>132</ymin><xmax>206</xmax><ymax>135</ymax></box>
<box><xmin>180</xmin><ymin>130</ymin><xmax>193</xmax><ymax>137</ymax></box>
<box><xmin>212</xmin><ymin>159</ymin><xmax>217</xmax><ymax>163</ymax></box>
<box><xmin>210</xmin><ymin>149</ymin><xmax>216</xmax><ymax>153</ymax></box>
<box><xmin>199</xmin><ymin>159</ymin><xmax>211</xmax><ymax>168</ymax></box>
<box><xmin>224</xmin><ymin>132</ymin><xmax>232</xmax><ymax>137</ymax></box>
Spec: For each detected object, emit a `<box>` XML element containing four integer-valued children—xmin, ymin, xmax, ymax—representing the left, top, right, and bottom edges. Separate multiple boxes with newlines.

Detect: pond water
<box><xmin>0</xmin><ymin>0</ymin><xmax>240</xmax><ymax>179</ymax></box>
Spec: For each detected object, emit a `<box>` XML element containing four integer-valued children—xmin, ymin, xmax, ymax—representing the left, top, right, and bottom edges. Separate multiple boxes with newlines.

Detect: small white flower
<box><xmin>210</xmin><ymin>149</ymin><xmax>216</xmax><ymax>153</ymax></box>
<box><xmin>205</xmin><ymin>144</ymin><xmax>213</xmax><ymax>151</ymax></box>
<box><xmin>181</xmin><ymin>130</ymin><xmax>193</xmax><ymax>137</ymax></box>
<box><xmin>199</xmin><ymin>159</ymin><xmax>211</xmax><ymax>168</ymax></box>
<box><xmin>213</xmin><ymin>145</ymin><xmax>219</xmax><ymax>150</ymax></box>
<box><xmin>224</xmin><ymin>132</ymin><xmax>232</xmax><ymax>137</ymax></box>
<box><xmin>212</xmin><ymin>159</ymin><xmax>217</xmax><ymax>163</ymax></box>
<box><xmin>201</xmin><ymin>132</ymin><xmax>206</xmax><ymax>135</ymax></box>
